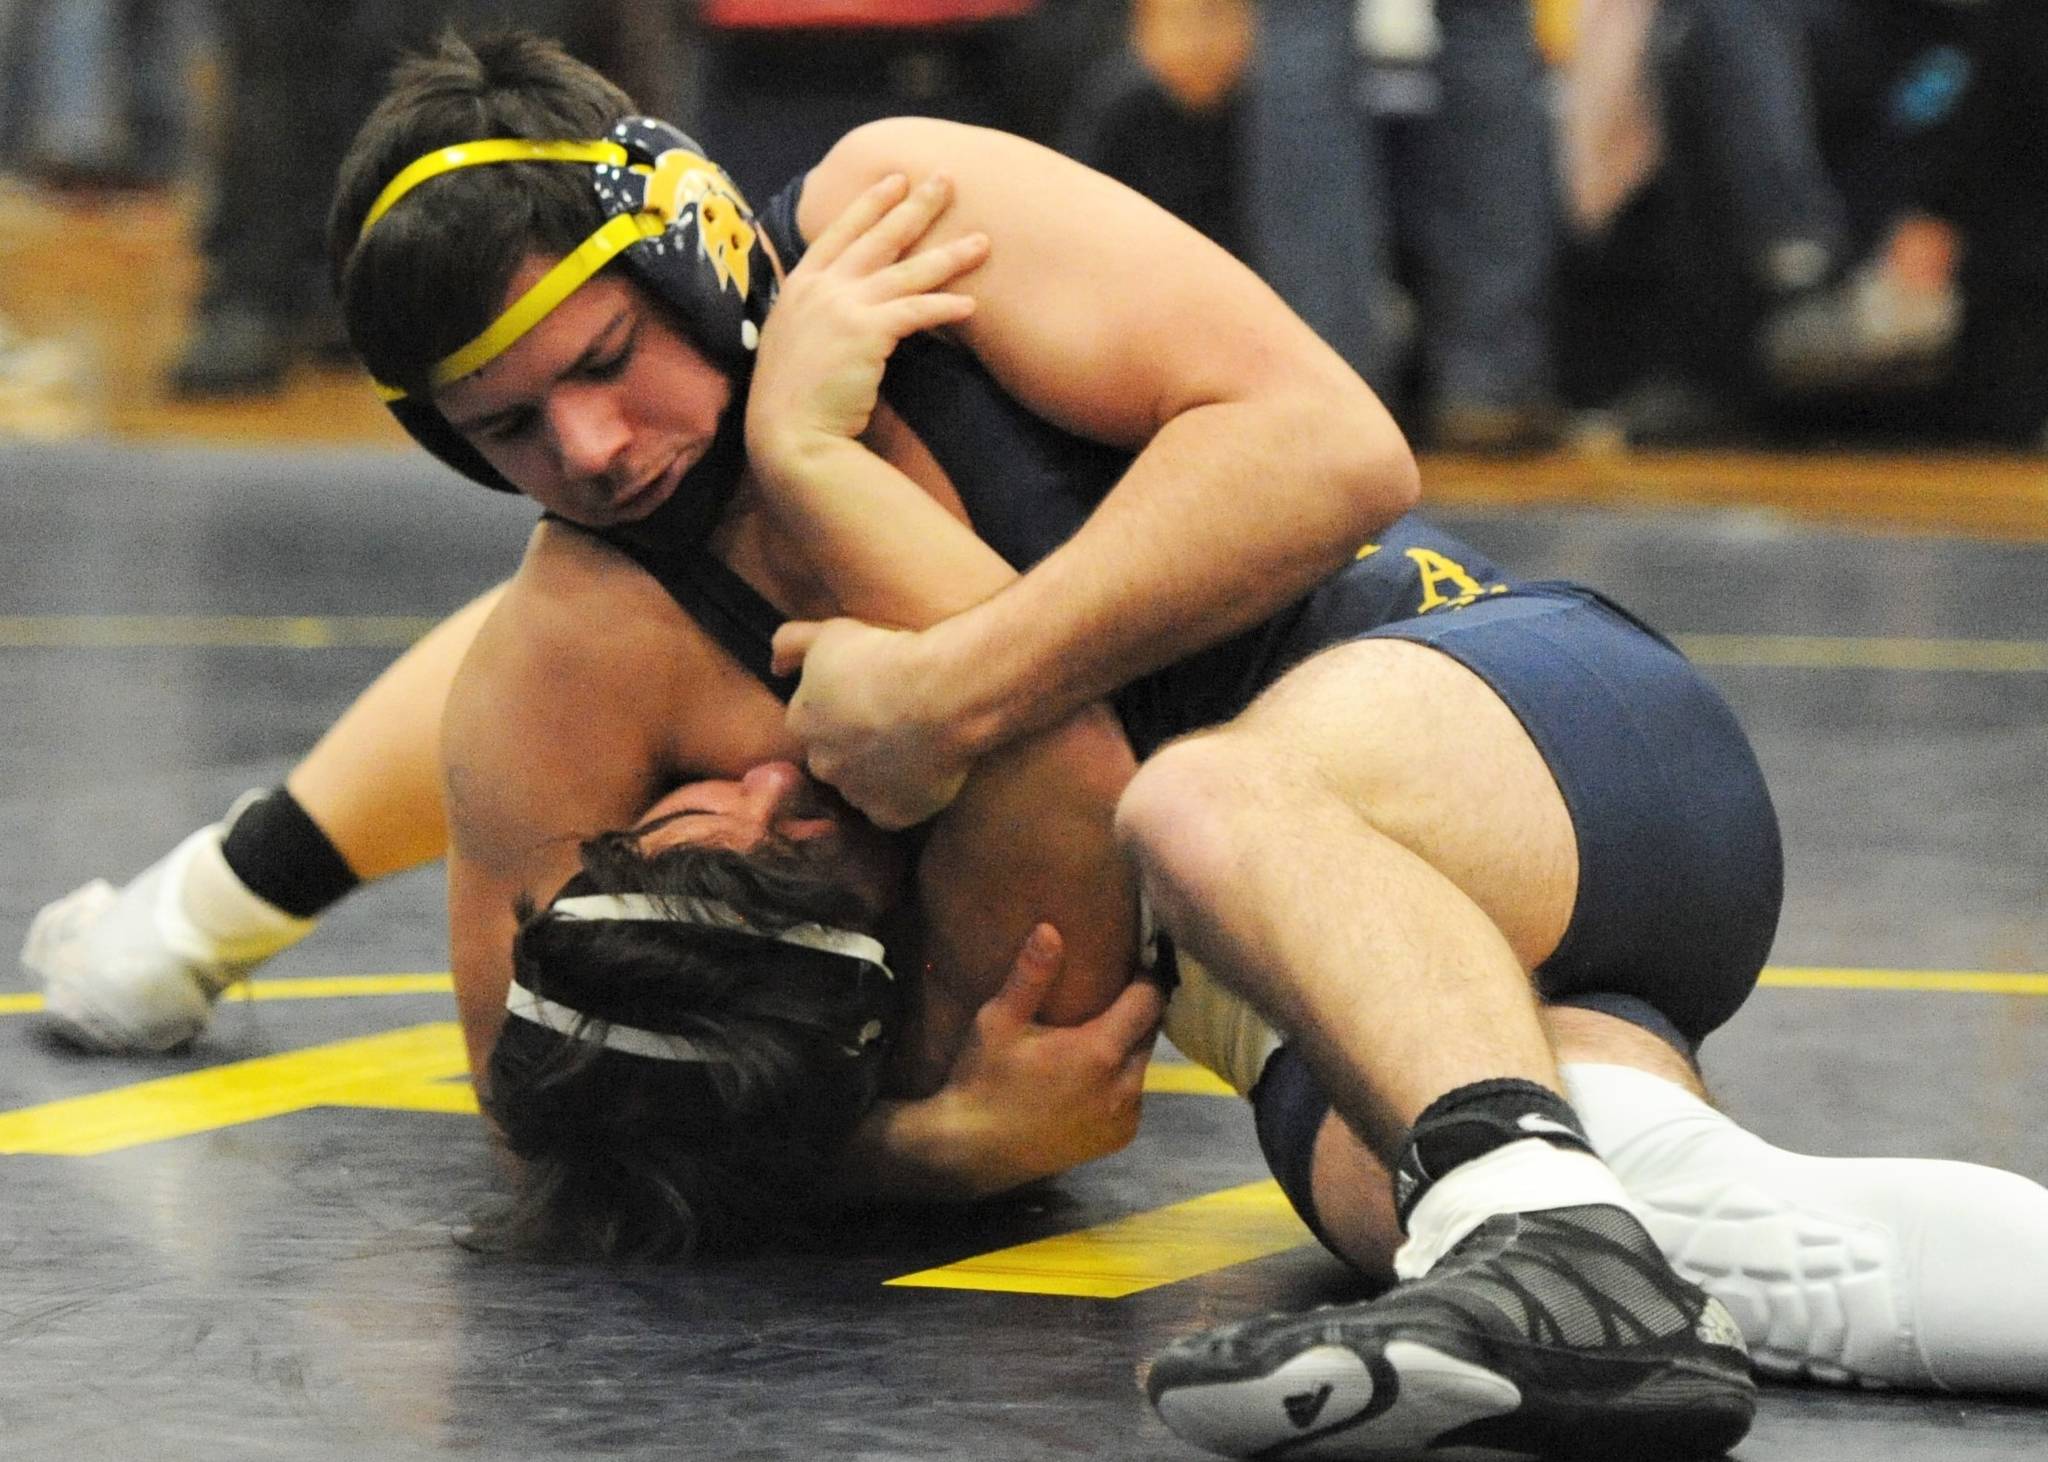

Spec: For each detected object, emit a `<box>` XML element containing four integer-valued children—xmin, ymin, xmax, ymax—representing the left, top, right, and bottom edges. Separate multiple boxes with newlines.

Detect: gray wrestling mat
<box><xmin>2</xmin><ymin>441</ymin><xmax>2043</xmax><ymax>1460</ymax></box>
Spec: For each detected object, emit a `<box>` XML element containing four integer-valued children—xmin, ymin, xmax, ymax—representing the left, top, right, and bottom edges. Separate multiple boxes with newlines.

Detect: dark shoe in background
<box><xmin>166</xmin><ymin>297</ymin><xmax>292</xmax><ymax>399</ymax></box>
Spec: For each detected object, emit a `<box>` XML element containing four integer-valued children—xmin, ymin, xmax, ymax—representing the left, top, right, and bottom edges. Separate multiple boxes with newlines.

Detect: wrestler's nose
<box><xmin>549</xmin><ymin>387</ymin><xmax>630</xmax><ymax>483</ymax></box>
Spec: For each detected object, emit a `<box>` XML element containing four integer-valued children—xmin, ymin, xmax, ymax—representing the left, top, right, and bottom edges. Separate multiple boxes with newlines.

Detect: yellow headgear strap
<box><xmin>358</xmin><ymin>138</ymin><xmax>652</xmax><ymax>402</ymax></box>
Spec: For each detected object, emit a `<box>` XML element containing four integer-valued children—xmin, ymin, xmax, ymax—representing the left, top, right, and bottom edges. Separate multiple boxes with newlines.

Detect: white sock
<box><xmin>154</xmin><ymin>821</ymin><xmax>314</xmax><ymax>971</ymax></box>
<box><xmin>1393</xmin><ymin>1137</ymin><xmax>1637</xmax><ymax>1280</ymax></box>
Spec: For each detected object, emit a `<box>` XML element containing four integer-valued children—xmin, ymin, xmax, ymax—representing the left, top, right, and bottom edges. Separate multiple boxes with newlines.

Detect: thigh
<box><xmin>1219</xmin><ymin>589</ymin><xmax>1782</xmax><ymax>1044</ymax></box>
<box><xmin>1216</xmin><ymin>626</ymin><xmax>1580</xmax><ymax>971</ymax></box>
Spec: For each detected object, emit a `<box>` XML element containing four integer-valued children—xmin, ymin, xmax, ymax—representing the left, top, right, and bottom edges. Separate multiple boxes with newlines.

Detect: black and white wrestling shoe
<box><xmin>1145</xmin><ymin>1203</ymin><xmax>1756</xmax><ymax>1460</ymax></box>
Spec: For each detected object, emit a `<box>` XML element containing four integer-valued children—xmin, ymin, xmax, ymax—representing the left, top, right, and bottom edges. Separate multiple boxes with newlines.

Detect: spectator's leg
<box><xmin>1655</xmin><ymin>0</ymin><xmax>1849</xmax><ymax>293</ymax></box>
<box><xmin>1414</xmin><ymin>0</ymin><xmax>1562</xmax><ymax>448</ymax></box>
<box><xmin>1237</xmin><ymin>0</ymin><xmax>1404</xmax><ymax>394</ymax></box>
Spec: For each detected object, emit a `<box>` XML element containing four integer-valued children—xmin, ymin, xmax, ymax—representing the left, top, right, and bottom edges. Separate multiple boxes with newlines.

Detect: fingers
<box><xmin>807</xmin><ymin>172</ymin><xmax>983</xmax><ymax>288</ymax></box>
<box><xmin>877</xmin><ymin>229</ymin><xmax>989</xmax><ymax>291</ymax></box>
<box><xmin>802</xmin><ymin>171</ymin><xmax>913</xmax><ymax>271</ymax></box>
<box><xmin>770</xmin><ymin>620</ymin><xmax>823</xmax><ymax>677</ymax></box>
<box><xmin>983</xmin><ymin>923</ymin><xmax>1064</xmax><ymax>1028</ymax></box>
<box><xmin>1097</xmin><ymin>978</ymin><xmax>1168</xmax><ymax>1060</ymax></box>
<box><xmin>838</xmin><ymin>173</ymin><xmax>959</xmax><ymax>274</ymax></box>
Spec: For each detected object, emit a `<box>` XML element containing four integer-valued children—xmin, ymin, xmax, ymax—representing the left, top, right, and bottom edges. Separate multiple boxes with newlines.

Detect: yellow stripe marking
<box><xmin>0</xmin><ymin>1022</ymin><xmax>473</xmax><ymax>1155</ymax></box>
<box><xmin>1674</xmin><ymin>634</ymin><xmax>2048</xmax><ymax>673</ymax></box>
<box><xmin>0</xmin><ymin>615</ymin><xmax>438</xmax><ymax>648</ymax></box>
<box><xmin>886</xmin><ymin>1180</ymin><xmax>1311</xmax><ymax>1298</ymax></box>
<box><xmin>3</xmin><ymin>967</ymin><xmax>2040</xmax><ymax>1022</ymax></box>
<box><xmin>0</xmin><ymin>972</ymin><xmax>454</xmax><ymax>1017</ymax></box>
<box><xmin>1759</xmin><ymin>967</ymin><xmax>2048</xmax><ymax>996</ymax></box>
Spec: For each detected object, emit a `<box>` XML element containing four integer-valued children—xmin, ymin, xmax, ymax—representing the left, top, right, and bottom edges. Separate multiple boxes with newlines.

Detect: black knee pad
<box><xmin>1249</xmin><ymin>1044</ymin><xmax>1339</xmax><ymax>1255</ymax></box>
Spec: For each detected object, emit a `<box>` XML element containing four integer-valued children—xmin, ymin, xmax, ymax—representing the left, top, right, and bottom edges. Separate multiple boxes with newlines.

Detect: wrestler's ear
<box><xmin>770</xmin><ymin>620</ymin><xmax>822</xmax><ymax>677</ymax></box>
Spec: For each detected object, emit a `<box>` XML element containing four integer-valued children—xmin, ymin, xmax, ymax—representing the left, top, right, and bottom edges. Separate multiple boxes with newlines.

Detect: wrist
<box><xmin>841</xmin><ymin>1089</ymin><xmax>1007</xmax><ymax>1203</ymax></box>
<box><xmin>745</xmin><ymin>419</ymin><xmax>855</xmax><ymax>493</ymax></box>
<box><xmin>911</xmin><ymin>611</ymin><xmax>1013</xmax><ymax>762</ymax></box>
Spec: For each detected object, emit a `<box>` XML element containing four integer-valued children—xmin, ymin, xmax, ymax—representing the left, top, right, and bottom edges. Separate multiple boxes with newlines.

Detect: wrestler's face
<box><xmin>434</xmin><ymin>257</ymin><xmax>731</xmax><ymax>529</ymax></box>
<box><xmin>633</xmin><ymin>761</ymin><xmax>907</xmax><ymax>927</ymax></box>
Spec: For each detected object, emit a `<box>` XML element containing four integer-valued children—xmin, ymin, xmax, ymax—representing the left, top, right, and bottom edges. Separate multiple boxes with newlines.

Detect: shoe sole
<box><xmin>1149</xmin><ymin>1332</ymin><xmax>1753</xmax><ymax>1460</ymax></box>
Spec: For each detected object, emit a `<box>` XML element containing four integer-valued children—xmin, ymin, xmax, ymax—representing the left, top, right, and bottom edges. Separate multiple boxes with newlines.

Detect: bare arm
<box><xmin>771</xmin><ymin>120</ymin><xmax>1418</xmax><ymax>822</ymax></box>
<box><xmin>442</xmin><ymin>525</ymin><xmax>796</xmax><ymax>1088</ymax></box>
<box><xmin>750</xmin><ymin>172</ymin><xmax>1142</xmax><ymax>1046</ymax></box>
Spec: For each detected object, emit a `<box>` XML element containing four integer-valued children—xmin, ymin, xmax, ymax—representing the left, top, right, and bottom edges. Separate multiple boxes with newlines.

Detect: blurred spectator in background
<box><xmin>0</xmin><ymin>0</ymin><xmax>202</xmax><ymax>192</ymax></box>
<box><xmin>1073</xmin><ymin>1</ymin><xmax>1564</xmax><ymax>453</ymax></box>
<box><xmin>1064</xmin><ymin>0</ymin><xmax>1249</xmax><ymax>256</ymax></box>
<box><xmin>1558</xmin><ymin>0</ymin><xmax>2000</xmax><ymax>445</ymax></box>
<box><xmin>681</xmin><ymin>1</ymin><xmax>1106</xmax><ymax>202</ymax></box>
<box><xmin>163</xmin><ymin>0</ymin><xmax>679</xmax><ymax>401</ymax></box>
<box><xmin>1916</xmin><ymin>0</ymin><xmax>2048</xmax><ymax>446</ymax></box>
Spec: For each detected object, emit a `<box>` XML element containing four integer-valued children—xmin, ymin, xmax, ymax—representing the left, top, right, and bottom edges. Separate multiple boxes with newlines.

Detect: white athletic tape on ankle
<box><xmin>156</xmin><ymin>823</ymin><xmax>314</xmax><ymax>967</ymax></box>
<box><xmin>1394</xmin><ymin>1138</ymin><xmax>1638</xmax><ymax>1280</ymax></box>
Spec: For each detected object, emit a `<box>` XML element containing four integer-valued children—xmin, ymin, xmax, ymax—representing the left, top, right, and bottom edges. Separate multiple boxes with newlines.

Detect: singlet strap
<box><xmin>596</xmin><ymin>531</ymin><xmax>798</xmax><ymax>702</ymax></box>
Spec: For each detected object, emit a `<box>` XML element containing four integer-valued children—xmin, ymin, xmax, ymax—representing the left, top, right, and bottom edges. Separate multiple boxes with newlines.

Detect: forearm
<box><xmin>764</xmin><ymin>437</ymin><xmax>1141</xmax><ymax>1024</ymax></box>
<box><xmin>754</xmin><ymin>432</ymin><xmax>1011</xmax><ymax>624</ymax></box>
<box><xmin>920</xmin><ymin>393</ymin><xmax>1417</xmax><ymax>755</ymax></box>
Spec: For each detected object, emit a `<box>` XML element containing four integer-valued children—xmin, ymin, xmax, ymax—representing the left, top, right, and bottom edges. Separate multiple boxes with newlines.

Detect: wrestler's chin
<box><xmin>609</xmin><ymin>453</ymin><xmax>686</xmax><ymax>525</ymax></box>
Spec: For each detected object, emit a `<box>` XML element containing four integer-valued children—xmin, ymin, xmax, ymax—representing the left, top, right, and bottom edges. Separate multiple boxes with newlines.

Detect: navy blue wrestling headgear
<box><xmin>356</xmin><ymin>119</ymin><xmax>777</xmax><ymax>547</ymax></box>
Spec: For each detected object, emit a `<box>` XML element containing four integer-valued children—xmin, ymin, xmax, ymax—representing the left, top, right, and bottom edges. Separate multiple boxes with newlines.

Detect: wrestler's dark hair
<box><xmin>328</xmin><ymin>29</ymin><xmax>635</xmax><ymax>399</ymax></box>
<box><xmin>473</xmin><ymin>831</ymin><xmax>895</xmax><ymax>1263</ymax></box>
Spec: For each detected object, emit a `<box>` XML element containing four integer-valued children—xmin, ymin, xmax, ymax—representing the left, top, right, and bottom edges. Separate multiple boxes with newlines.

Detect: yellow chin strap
<box><xmin>359</xmin><ymin>139</ymin><xmax>659</xmax><ymax>402</ymax></box>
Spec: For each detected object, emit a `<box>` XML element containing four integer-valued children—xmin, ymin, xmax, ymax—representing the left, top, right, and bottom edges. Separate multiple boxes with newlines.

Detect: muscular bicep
<box><xmin>801</xmin><ymin>120</ymin><xmax>1375</xmax><ymax>446</ymax></box>
<box><xmin>914</xmin><ymin>701</ymin><xmax>1139</xmax><ymax>1041</ymax></box>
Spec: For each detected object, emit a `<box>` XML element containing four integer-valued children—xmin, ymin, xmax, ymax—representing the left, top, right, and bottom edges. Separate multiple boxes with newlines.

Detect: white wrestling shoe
<box><xmin>1565</xmin><ymin>1061</ymin><xmax>2048</xmax><ymax>1394</ymax></box>
<box><xmin>21</xmin><ymin>806</ymin><xmax>313</xmax><ymax>1052</ymax></box>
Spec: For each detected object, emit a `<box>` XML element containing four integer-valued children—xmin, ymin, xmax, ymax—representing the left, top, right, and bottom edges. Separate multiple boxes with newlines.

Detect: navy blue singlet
<box><xmin>599</xmin><ymin>171</ymin><xmax>1782</xmax><ymax>1057</ymax></box>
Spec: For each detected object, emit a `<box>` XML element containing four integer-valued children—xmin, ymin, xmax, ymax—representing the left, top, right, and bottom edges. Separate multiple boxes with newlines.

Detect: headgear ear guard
<box><xmin>355</xmin><ymin>119</ymin><xmax>777</xmax><ymax>527</ymax></box>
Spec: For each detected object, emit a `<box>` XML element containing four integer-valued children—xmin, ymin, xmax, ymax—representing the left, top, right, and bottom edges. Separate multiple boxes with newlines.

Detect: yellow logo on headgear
<box><xmin>645</xmin><ymin>149</ymin><xmax>755</xmax><ymax>302</ymax></box>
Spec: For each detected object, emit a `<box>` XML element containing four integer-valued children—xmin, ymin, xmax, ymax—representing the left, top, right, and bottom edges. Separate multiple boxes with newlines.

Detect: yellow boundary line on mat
<box><xmin>3</xmin><ymin>966</ymin><xmax>2045</xmax><ymax>1019</ymax></box>
<box><xmin>1758</xmin><ymin>967</ymin><xmax>2048</xmax><ymax>996</ymax></box>
<box><xmin>0</xmin><ymin>615</ymin><xmax>439</xmax><ymax>648</ymax></box>
<box><xmin>2</xmin><ymin>966</ymin><xmax>2042</xmax><ymax>1297</ymax></box>
<box><xmin>0</xmin><ymin>973</ymin><xmax>451</xmax><ymax>1016</ymax></box>
<box><xmin>2</xmin><ymin>617</ymin><xmax>2045</xmax><ymax>670</ymax></box>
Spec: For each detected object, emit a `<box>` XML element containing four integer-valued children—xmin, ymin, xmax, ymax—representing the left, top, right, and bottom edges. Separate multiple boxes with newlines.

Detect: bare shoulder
<box><xmin>794</xmin><ymin>117</ymin><xmax>991</xmax><ymax>239</ymax></box>
<box><xmin>443</xmin><ymin>522</ymin><xmax>807</xmax><ymax>877</ymax></box>
<box><xmin>442</xmin><ymin>525</ymin><xmax>687</xmax><ymax>873</ymax></box>
<box><xmin>796</xmin><ymin>118</ymin><xmax>1373</xmax><ymax>446</ymax></box>
<box><xmin>794</xmin><ymin>118</ymin><xmax>1103</xmax><ymax>256</ymax></box>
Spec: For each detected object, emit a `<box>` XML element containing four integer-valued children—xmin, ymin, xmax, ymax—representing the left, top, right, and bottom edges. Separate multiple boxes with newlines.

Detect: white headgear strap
<box><xmin>501</xmin><ymin>891</ymin><xmax>893</xmax><ymax>1063</ymax></box>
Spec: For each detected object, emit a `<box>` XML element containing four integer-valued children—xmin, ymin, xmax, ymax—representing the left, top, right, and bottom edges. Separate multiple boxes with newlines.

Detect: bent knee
<box><xmin>1114</xmin><ymin>732</ymin><xmax>1288</xmax><ymax>923</ymax></box>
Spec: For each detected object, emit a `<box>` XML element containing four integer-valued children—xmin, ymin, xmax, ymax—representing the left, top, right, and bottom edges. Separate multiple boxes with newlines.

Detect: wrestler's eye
<box><xmin>585</xmin><ymin>327</ymin><xmax>636</xmax><ymax>381</ymax></box>
<box><xmin>477</xmin><ymin>408</ymin><xmax>535</xmax><ymax>444</ymax></box>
